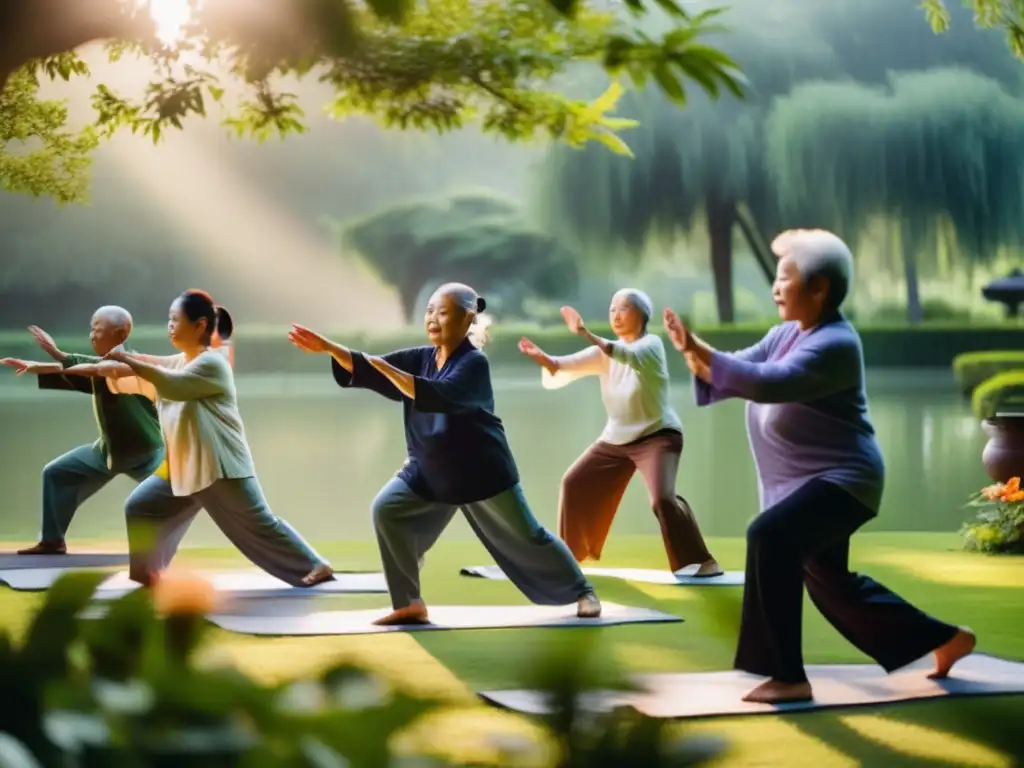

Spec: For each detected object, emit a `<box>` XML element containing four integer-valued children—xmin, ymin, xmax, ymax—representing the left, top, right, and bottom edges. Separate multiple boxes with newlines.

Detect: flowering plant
<box><xmin>962</xmin><ymin>476</ymin><xmax>1024</xmax><ymax>553</ymax></box>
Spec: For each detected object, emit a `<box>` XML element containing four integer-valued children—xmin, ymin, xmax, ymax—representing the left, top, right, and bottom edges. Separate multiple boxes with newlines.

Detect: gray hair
<box><xmin>434</xmin><ymin>282</ymin><xmax>491</xmax><ymax>348</ymax></box>
<box><xmin>92</xmin><ymin>305</ymin><xmax>134</xmax><ymax>333</ymax></box>
<box><xmin>614</xmin><ymin>288</ymin><xmax>654</xmax><ymax>330</ymax></box>
<box><xmin>771</xmin><ymin>229</ymin><xmax>853</xmax><ymax>310</ymax></box>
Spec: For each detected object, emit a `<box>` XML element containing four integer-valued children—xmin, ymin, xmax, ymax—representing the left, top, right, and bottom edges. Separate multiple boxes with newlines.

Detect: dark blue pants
<box><xmin>736</xmin><ymin>479</ymin><xmax>958</xmax><ymax>684</ymax></box>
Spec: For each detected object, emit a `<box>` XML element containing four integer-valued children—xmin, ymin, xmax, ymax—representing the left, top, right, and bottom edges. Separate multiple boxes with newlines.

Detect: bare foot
<box><xmin>577</xmin><ymin>591</ymin><xmax>602</xmax><ymax>618</ymax></box>
<box><xmin>130</xmin><ymin>569</ymin><xmax>161</xmax><ymax>588</ymax></box>
<box><xmin>742</xmin><ymin>679</ymin><xmax>813</xmax><ymax>704</ymax></box>
<box><xmin>693</xmin><ymin>559</ymin><xmax>724</xmax><ymax>578</ymax></box>
<box><xmin>18</xmin><ymin>540</ymin><xmax>67</xmax><ymax>555</ymax></box>
<box><xmin>930</xmin><ymin>626</ymin><xmax>976</xmax><ymax>679</ymax></box>
<box><xmin>300</xmin><ymin>563</ymin><xmax>335</xmax><ymax>587</ymax></box>
<box><xmin>372</xmin><ymin>601</ymin><xmax>430</xmax><ymax>626</ymax></box>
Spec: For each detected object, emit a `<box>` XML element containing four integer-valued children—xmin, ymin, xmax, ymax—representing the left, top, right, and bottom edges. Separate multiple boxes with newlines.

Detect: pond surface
<box><xmin>0</xmin><ymin>368</ymin><xmax>987</xmax><ymax>546</ymax></box>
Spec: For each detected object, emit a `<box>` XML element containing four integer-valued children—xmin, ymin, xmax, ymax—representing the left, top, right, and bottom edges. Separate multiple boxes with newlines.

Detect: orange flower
<box><xmin>1004</xmin><ymin>477</ymin><xmax>1021</xmax><ymax>494</ymax></box>
<box><xmin>982</xmin><ymin>483</ymin><xmax>1006</xmax><ymax>501</ymax></box>
<box><xmin>152</xmin><ymin>570</ymin><xmax>219</xmax><ymax>616</ymax></box>
<box><xmin>1005</xmin><ymin>490</ymin><xmax>1024</xmax><ymax>503</ymax></box>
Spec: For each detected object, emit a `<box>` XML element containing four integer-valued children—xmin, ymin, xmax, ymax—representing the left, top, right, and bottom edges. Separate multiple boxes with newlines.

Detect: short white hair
<box><xmin>92</xmin><ymin>305</ymin><xmax>133</xmax><ymax>333</ymax></box>
<box><xmin>613</xmin><ymin>288</ymin><xmax>654</xmax><ymax>328</ymax></box>
<box><xmin>771</xmin><ymin>229</ymin><xmax>853</xmax><ymax>310</ymax></box>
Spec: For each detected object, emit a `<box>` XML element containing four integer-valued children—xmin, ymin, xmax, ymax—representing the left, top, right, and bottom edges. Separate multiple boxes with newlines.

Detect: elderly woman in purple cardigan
<box><xmin>663</xmin><ymin>228</ymin><xmax>975</xmax><ymax>705</ymax></box>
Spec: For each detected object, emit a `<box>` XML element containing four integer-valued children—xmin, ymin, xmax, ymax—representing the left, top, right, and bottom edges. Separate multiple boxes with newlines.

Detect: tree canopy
<box><xmin>340</xmin><ymin>192</ymin><xmax>580</xmax><ymax>320</ymax></box>
<box><xmin>533</xmin><ymin>0</ymin><xmax>1024</xmax><ymax>324</ymax></box>
<box><xmin>0</xmin><ymin>0</ymin><xmax>746</xmax><ymax>203</ymax></box>
<box><xmin>767</xmin><ymin>67</ymin><xmax>1024</xmax><ymax>322</ymax></box>
<box><xmin>925</xmin><ymin>0</ymin><xmax>1024</xmax><ymax>61</ymax></box>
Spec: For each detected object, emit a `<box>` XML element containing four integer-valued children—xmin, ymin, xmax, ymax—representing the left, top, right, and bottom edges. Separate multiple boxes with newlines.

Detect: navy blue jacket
<box><xmin>332</xmin><ymin>337</ymin><xmax>520</xmax><ymax>504</ymax></box>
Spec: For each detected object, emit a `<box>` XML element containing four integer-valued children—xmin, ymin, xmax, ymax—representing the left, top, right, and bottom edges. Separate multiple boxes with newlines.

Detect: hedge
<box><xmin>972</xmin><ymin>370</ymin><xmax>1024</xmax><ymax>420</ymax></box>
<box><xmin>0</xmin><ymin>322</ymin><xmax>1020</xmax><ymax>374</ymax></box>
<box><xmin>953</xmin><ymin>350</ymin><xmax>1024</xmax><ymax>395</ymax></box>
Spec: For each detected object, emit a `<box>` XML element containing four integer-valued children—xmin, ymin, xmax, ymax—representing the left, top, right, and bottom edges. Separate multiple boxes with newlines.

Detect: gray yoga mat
<box><xmin>0</xmin><ymin>567</ymin><xmax>388</xmax><ymax>596</ymax></box>
<box><xmin>0</xmin><ymin>552</ymin><xmax>129</xmax><ymax>570</ymax></box>
<box><xmin>208</xmin><ymin>602</ymin><xmax>682</xmax><ymax>637</ymax></box>
<box><xmin>479</xmin><ymin>653</ymin><xmax>1024</xmax><ymax>719</ymax></box>
<box><xmin>461</xmin><ymin>564</ymin><xmax>745</xmax><ymax>587</ymax></box>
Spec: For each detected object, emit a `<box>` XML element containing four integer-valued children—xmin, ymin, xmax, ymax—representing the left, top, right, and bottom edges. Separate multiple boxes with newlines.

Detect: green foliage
<box><xmin>341</xmin><ymin>192</ymin><xmax>582</xmax><ymax>320</ymax></box>
<box><xmin>766</xmin><ymin>68</ymin><xmax>1024</xmax><ymax>261</ymax></box>
<box><xmin>0</xmin><ymin>0</ymin><xmax>746</xmax><ymax>202</ymax></box>
<box><xmin>0</xmin><ymin>570</ymin><xmax>728</xmax><ymax>767</ymax></box>
<box><xmin>0</xmin><ymin>67</ymin><xmax>99</xmax><ymax>203</ymax></box>
<box><xmin>534</xmin><ymin>0</ymin><xmax>1024</xmax><ymax>325</ymax></box>
<box><xmin>925</xmin><ymin>0</ymin><xmax>1024</xmax><ymax>60</ymax></box>
<box><xmin>972</xmin><ymin>370</ymin><xmax>1024</xmax><ymax>420</ymax></box>
<box><xmin>953</xmin><ymin>350</ymin><xmax>1024</xmax><ymax>395</ymax></box>
<box><xmin>961</xmin><ymin>477</ymin><xmax>1024</xmax><ymax>554</ymax></box>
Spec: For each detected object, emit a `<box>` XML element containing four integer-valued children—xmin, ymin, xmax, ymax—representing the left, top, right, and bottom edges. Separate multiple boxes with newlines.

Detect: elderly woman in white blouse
<box><xmin>519</xmin><ymin>290</ymin><xmax>721</xmax><ymax>577</ymax></box>
<box><xmin>66</xmin><ymin>289</ymin><xmax>332</xmax><ymax>588</ymax></box>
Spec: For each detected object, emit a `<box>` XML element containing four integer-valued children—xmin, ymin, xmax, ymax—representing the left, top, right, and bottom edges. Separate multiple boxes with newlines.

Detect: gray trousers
<box><xmin>124</xmin><ymin>474</ymin><xmax>329</xmax><ymax>586</ymax></box>
<box><xmin>41</xmin><ymin>443</ymin><xmax>164</xmax><ymax>542</ymax></box>
<box><xmin>372</xmin><ymin>477</ymin><xmax>593</xmax><ymax>609</ymax></box>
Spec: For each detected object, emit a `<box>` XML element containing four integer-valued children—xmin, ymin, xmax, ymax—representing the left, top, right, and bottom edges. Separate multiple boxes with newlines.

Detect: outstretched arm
<box><xmin>1</xmin><ymin>358</ymin><xmax>64</xmax><ymax>376</ymax></box>
<box><xmin>518</xmin><ymin>337</ymin><xmax>604</xmax><ymax>390</ymax></box>
<box><xmin>64</xmin><ymin>362</ymin><xmax>134</xmax><ymax>378</ymax></box>
<box><xmin>289</xmin><ymin>323</ymin><xmax>419</xmax><ymax>403</ymax></box>
<box><xmin>106</xmin><ymin>351</ymin><xmax>228</xmax><ymax>402</ymax></box>
<box><xmin>366</xmin><ymin>355</ymin><xmax>416</xmax><ymax>400</ymax></box>
<box><xmin>709</xmin><ymin>335</ymin><xmax>860</xmax><ymax>404</ymax></box>
<box><xmin>367</xmin><ymin>352</ymin><xmax>492</xmax><ymax>414</ymax></box>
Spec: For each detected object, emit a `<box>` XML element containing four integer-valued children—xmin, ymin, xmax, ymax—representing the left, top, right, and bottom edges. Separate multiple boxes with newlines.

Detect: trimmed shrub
<box><xmin>953</xmin><ymin>350</ymin><xmax>1024</xmax><ymax>395</ymax></box>
<box><xmin>972</xmin><ymin>370</ymin><xmax>1024</xmax><ymax>420</ymax></box>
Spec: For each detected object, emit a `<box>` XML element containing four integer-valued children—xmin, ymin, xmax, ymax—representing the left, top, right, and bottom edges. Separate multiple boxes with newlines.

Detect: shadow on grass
<box><xmin>783</xmin><ymin>694</ymin><xmax>1024</xmax><ymax>766</ymax></box>
<box><xmin>412</xmin><ymin>573</ymin><xmax>745</xmax><ymax>689</ymax></box>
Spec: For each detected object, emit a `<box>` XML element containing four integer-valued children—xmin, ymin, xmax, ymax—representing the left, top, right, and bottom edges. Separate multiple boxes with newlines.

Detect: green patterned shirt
<box><xmin>38</xmin><ymin>352</ymin><xmax>165</xmax><ymax>472</ymax></box>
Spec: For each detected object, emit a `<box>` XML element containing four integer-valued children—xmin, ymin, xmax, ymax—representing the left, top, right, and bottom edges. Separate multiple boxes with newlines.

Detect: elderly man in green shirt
<box><xmin>0</xmin><ymin>306</ymin><xmax>165</xmax><ymax>554</ymax></box>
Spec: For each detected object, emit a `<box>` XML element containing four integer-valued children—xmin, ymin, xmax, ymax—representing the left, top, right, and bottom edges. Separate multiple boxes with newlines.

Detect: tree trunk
<box><xmin>899</xmin><ymin>222</ymin><xmax>923</xmax><ymax>325</ymax></box>
<box><xmin>733</xmin><ymin>203</ymin><xmax>775</xmax><ymax>285</ymax></box>
<box><xmin>399</xmin><ymin>281</ymin><xmax>422</xmax><ymax>324</ymax></box>
<box><xmin>706</xmin><ymin>198</ymin><xmax>735</xmax><ymax>324</ymax></box>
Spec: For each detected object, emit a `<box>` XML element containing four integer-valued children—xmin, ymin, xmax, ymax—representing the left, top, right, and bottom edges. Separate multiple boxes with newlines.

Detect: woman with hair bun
<box><xmin>290</xmin><ymin>282</ymin><xmax>601</xmax><ymax>625</ymax></box>
<box><xmin>67</xmin><ymin>289</ymin><xmax>332</xmax><ymax>587</ymax></box>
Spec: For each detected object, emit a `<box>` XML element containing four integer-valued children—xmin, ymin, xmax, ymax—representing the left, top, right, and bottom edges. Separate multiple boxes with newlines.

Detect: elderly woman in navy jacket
<box><xmin>289</xmin><ymin>282</ymin><xmax>601</xmax><ymax>626</ymax></box>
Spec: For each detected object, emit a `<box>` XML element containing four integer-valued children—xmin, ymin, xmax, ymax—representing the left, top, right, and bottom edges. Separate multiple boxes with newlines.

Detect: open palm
<box><xmin>289</xmin><ymin>324</ymin><xmax>331</xmax><ymax>354</ymax></box>
<box><xmin>0</xmin><ymin>358</ymin><xmax>30</xmax><ymax>375</ymax></box>
<box><xmin>560</xmin><ymin>305</ymin><xmax>585</xmax><ymax>334</ymax></box>
<box><xmin>663</xmin><ymin>308</ymin><xmax>691</xmax><ymax>353</ymax></box>
<box><xmin>27</xmin><ymin>325</ymin><xmax>58</xmax><ymax>357</ymax></box>
<box><xmin>518</xmin><ymin>337</ymin><xmax>543</xmax><ymax>357</ymax></box>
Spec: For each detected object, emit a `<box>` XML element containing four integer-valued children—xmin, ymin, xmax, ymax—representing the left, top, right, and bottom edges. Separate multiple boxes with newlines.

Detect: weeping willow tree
<box><xmin>533</xmin><ymin>15</ymin><xmax>839</xmax><ymax>323</ymax></box>
<box><xmin>533</xmin><ymin>0</ymin><xmax>1022</xmax><ymax>324</ymax></box>
<box><xmin>766</xmin><ymin>67</ymin><xmax>1024</xmax><ymax>323</ymax></box>
<box><xmin>341</xmin><ymin>192</ymin><xmax>579</xmax><ymax>321</ymax></box>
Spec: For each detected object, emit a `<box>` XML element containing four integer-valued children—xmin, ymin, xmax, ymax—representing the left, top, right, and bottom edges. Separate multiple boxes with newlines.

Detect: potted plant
<box><xmin>962</xmin><ymin>476</ymin><xmax>1024</xmax><ymax>553</ymax></box>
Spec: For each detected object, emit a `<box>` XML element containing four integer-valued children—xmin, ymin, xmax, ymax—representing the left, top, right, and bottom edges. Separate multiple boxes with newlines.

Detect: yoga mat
<box><xmin>0</xmin><ymin>552</ymin><xmax>128</xmax><ymax>570</ymax></box>
<box><xmin>0</xmin><ymin>567</ymin><xmax>388</xmax><ymax>596</ymax></box>
<box><xmin>207</xmin><ymin>602</ymin><xmax>681</xmax><ymax>637</ymax></box>
<box><xmin>461</xmin><ymin>564</ymin><xmax>745</xmax><ymax>586</ymax></box>
<box><xmin>479</xmin><ymin>653</ymin><xmax>1024</xmax><ymax>719</ymax></box>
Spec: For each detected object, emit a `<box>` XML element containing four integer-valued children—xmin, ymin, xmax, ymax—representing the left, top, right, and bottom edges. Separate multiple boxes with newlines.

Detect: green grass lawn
<box><xmin>2</xmin><ymin>532</ymin><xmax>1023</xmax><ymax>766</ymax></box>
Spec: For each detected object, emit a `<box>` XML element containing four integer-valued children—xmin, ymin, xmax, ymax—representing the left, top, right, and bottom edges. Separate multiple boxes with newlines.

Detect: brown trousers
<box><xmin>557</xmin><ymin>428</ymin><xmax>712</xmax><ymax>571</ymax></box>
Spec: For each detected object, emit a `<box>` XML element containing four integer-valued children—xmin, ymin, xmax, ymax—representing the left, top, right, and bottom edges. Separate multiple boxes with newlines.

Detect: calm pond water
<box><xmin>0</xmin><ymin>368</ymin><xmax>989</xmax><ymax>545</ymax></box>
